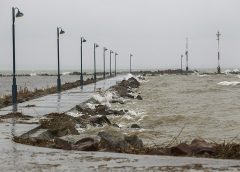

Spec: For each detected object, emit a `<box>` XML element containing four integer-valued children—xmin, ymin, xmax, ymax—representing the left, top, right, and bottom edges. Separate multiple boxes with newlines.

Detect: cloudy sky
<box><xmin>1</xmin><ymin>0</ymin><xmax>240</xmax><ymax>71</ymax></box>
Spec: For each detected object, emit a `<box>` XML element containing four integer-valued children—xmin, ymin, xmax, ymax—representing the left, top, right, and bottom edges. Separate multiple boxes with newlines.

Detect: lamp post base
<box><xmin>80</xmin><ymin>75</ymin><xmax>83</xmax><ymax>87</ymax></box>
<box><xmin>94</xmin><ymin>75</ymin><xmax>96</xmax><ymax>83</ymax></box>
<box><xmin>57</xmin><ymin>78</ymin><xmax>61</xmax><ymax>92</ymax></box>
<box><xmin>217</xmin><ymin>66</ymin><xmax>221</xmax><ymax>74</ymax></box>
<box><xmin>12</xmin><ymin>84</ymin><xmax>17</xmax><ymax>104</ymax></box>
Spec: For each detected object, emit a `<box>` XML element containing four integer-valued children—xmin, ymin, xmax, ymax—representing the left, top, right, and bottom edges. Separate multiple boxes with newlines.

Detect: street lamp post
<box><xmin>103</xmin><ymin>47</ymin><xmax>108</xmax><ymax>79</ymax></box>
<box><xmin>115</xmin><ymin>52</ymin><xmax>118</xmax><ymax>76</ymax></box>
<box><xmin>110</xmin><ymin>50</ymin><xmax>113</xmax><ymax>77</ymax></box>
<box><xmin>185</xmin><ymin>38</ymin><xmax>189</xmax><ymax>72</ymax></box>
<box><xmin>94</xmin><ymin>43</ymin><xmax>99</xmax><ymax>82</ymax></box>
<box><xmin>12</xmin><ymin>7</ymin><xmax>24</xmax><ymax>104</ymax></box>
<box><xmin>181</xmin><ymin>54</ymin><xmax>183</xmax><ymax>74</ymax></box>
<box><xmin>217</xmin><ymin>31</ymin><xmax>221</xmax><ymax>74</ymax></box>
<box><xmin>130</xmin><ymin>54</ymin><xmax>133</xmax><ymax>73</ymax></box>
<box><xmin>80</xmin><ymin>37</ymin><xmax>86</xmax><ymax>87</ymax></box>
<box><xmin>57</xmin><ymin>27</ymin><xmax>65</xmax><ymax>92</ymax></box>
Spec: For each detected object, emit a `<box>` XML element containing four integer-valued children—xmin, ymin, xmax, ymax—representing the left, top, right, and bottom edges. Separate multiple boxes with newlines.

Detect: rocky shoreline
<box><xmin>0</xmin><ymin>75</ymin><xmax>239</xmax><ymax>160</ymax></box>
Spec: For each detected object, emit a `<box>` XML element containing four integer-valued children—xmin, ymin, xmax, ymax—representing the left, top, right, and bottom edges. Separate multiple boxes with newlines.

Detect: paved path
<box><xmin>0</xmin><ymin>75</ymin><xmax>126</xmax><ymax>116</ymax></box>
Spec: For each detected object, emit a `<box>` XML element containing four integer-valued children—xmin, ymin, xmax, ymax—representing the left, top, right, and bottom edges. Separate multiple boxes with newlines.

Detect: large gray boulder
<box><xmin>124</xmin><ymin>135</ymin><xmax>143</xmax><ymax>149</ymax></box>
<box><xmin>98</xmin><ymin>130</ymin><xmax>144</xmax><ymax>151</ymax></box>
<box><xmin>98</xmin><ymin>131</ymin><xmax>129</xmax><ymax>151</ymax></box>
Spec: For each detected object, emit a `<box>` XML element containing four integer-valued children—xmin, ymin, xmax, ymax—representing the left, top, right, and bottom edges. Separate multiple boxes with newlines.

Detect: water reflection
<box><xmin>11</xmin><ymin>113</ymin><xmax>17</xmax><ymax>171</ymax></box>
<box><xmin>57</xmin><ymin>93</ymin><xmax>61</xmax><ymax>113</ymax></box>
<box><xmin>12</xmin><ymin>104</ymin><xmax>18</xmax><ymax>112</ymax></box>
<box><xmin>93</xmin><ymin>83</ymin><xmax>96</xmax><ymax>92</ymax></box>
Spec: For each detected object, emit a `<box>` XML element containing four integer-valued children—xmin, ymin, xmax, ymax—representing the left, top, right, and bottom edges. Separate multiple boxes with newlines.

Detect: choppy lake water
<box><xmin>1</xmin><ymin>72</ymin><xmax>240</xmax><ymax>145</ymax></box>
<box><xmin>76</xmin><ymin>73</ymin><xmax>240</xmax><ymax>146</ymax></box>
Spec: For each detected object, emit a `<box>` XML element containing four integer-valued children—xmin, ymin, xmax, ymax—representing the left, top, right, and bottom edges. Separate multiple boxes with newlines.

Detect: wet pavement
<box><xmin>0</xmin><ymin>76</ymin><xmax>125</xmax><ymax>116</ymax></box>
<box><xmin>0</xmin><ymin>122</ymin><xmax>240</xmax><ymax>172</ymax></box>
<box><xmin>0</xmin><ymin>76</ymin><xmax>240</xmax><ymax>171</ymax></box>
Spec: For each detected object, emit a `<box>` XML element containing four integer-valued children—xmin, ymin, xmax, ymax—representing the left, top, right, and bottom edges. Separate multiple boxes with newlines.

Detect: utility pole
<box><xmin>185</xmin><ymin>38</ymin><xmax>189</xmax><ymax>72</ymax></box>
<box><xmin>217</xmin><ymin>31</ymin><xmax>221</xmax><ymax>74</ymax></box>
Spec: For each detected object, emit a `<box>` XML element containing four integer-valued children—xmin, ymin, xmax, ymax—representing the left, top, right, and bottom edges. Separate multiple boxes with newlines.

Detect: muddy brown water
<box><xmin>76</xmin><ymin>74</ymin><xmax>240</xmax><ymax>146</ymax></box>
<box><xmin>1</xmin><ymin>74</ymin><xmax>240</xmax><ymax>171</ymax></box>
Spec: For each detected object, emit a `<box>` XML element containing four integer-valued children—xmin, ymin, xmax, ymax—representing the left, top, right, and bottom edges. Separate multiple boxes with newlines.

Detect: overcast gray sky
<box><xmin>1</xmin><ymin>0</ymin><xmax>240</xmax><ymax>71</ymax></box>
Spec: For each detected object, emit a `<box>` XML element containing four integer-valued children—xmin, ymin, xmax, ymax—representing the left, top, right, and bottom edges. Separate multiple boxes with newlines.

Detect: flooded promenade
<box><xmin>0</xmin><ymin>74</ymin><xmax>240</xmax><ymax>171</ymax></box>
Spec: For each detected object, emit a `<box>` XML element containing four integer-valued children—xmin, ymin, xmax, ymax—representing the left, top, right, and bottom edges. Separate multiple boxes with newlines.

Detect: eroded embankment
<box><xmin>1</xmin><ymin>75</ymin><xmax>240</xmax><ymax>160</ymax></box>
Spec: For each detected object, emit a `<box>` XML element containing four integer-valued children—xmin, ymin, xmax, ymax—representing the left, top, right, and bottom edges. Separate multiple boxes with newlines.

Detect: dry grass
<box><xmin>214</xmin><ymin>142</ymin><xmax>240</xmax><ymax>159</ymax></box>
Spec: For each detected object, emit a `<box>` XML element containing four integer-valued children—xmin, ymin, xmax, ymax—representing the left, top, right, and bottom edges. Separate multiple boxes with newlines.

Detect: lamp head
<box><xmin>115</xmin><ymin>53</ymin><xmax>118</xmax><ymax>56</ymax></box>
<box><xmin>110</xmin><ymin>50</ymin><xmax>113</xmax><ymax>54</ymax></box>
<box><xmin>130</xmin><ymin>54</ymin><xmax>133</xmax><ymax>57</ymax></box>
<box><xmin>60</xmin><ymin>29</ymin><xmax>65</xmax><ymax>34</ymax></box>
<box><xmin>104</xmin><ymin>47</ymin><xmax>108</xmax><ymax>51</ymax></box>
<box><xmin>16</xmin><ymin>9</ymin><xmax>24</xmax><ymax>17</ymax></box>
<box><xmin>95</xmin><ymin>44</ymin><xmax>99</xmax><ymax>48</ymax></box>
<box><xmin>82</xmin><ymin>37</ymin><xmax>86</xmax><ymax>42</ymax></box>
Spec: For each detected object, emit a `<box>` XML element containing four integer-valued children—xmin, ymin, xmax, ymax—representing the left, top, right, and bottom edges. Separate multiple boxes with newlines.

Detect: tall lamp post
<box><xmin>181</xmin><ymin>54</ymin><xmax>183</xmax><ymax>74</ymax></box>
<box><xmin>130</xmin><ymin>54</ymin><xmax>133</xmax><ymax>73</ymax></box>
<box><xmin>216</xmin><ymin>31</ymin><xmax>221</xmax><ymax>74</ymax></box>
<box><xmin>57</xmin><ymin>27</ymin><xmax>65</xmax><ymax>92</ymax></box>
<box><xmin>12</xmin><ymin>7</ymin><xmax>24</xmax><ymax>104</ymax></box>
<box><xmin>103</xmin><ymin>47</ymin><xmax>108</xmax><ymax>79</ymax></box>
<box><xmin>185</xmin><ymin>38</ymin><xmax>189</xmax><ymax>72</ymax></box>
<box><xmin>94</xmin><ymin>43</ymin><xmax>99</xmax><ymax>82</ymax></box>
<box><xmin>110</xmin><ymin>50</ymin><xmax>113</xmax><ymax>77</ymax></box>
<box><xmin>115</xmin><ymin>52</ymin><xmax>118</xmax><ymax>76</ymax></box>
<box><xmin>80</xmin><ymin>37</ymin><xmax>86</xmax><ymax>87</ymax></box>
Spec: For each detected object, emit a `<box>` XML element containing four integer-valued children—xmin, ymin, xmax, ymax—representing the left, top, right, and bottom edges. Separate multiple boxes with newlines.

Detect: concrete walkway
<box><xmin>0</xmin><ymin>75</ymin><xmax>126</xmax><ymax>116</ymax></box>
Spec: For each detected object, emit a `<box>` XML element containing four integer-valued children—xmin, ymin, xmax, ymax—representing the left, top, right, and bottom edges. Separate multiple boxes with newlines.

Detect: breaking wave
<box><xmin>217</xmin><ymin>81</ymin><xmax>240</xmax><ymax>86</ymax></box>
<box><xmin>30</xmin><ymin>73</ymin><xmax>37</xmax><ymax>76</ymax></box>
<box><xmin>62</xmin><ymin>72</ymin><xmax>71</xmax><ymax>75</ymax></box>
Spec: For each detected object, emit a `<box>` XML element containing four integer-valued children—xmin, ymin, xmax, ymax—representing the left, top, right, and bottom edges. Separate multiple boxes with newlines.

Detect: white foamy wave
<box><xmin>192</xmin><ymin>71</ymin><xmax>199</xmax><ymax>75</ymax></box>
<box><xmin>218</xmin><ymin>81</ymin><xmax>240</xmax><ymax>86</ymax></box>
<box><xmin>236</xmin><ymin>75</ymin><xmax>240</xmax><ymax>79</ymax></box>
<box><xmin>224</xmin><ymin>69</ymin><xmax>231</xmax><ymax>74</ymax></box>
<box><xmin>198</xmin><ymin>74</ymin><xmax>209</xmax><ymax>77</ymax></box>
<box><xmin>30</xmin><ymin>73</ymin><xmax>37</xmax><ymax>76</ymax></box>
<box><xmin>85</xmin><ymin>103</ymin><xmax>95</xmax><ymax>109</ymax></box>
<box><xmin>62</xmin><ymin>72</ymin><xmax>71</xmax><ymax>75</ymax></box>
<box><xmin>92</xmin><ymin>91</ymin><xmax>113</xmax><ymax>107</ymax></box>
<box><xmin>124</xmin><ymin>73</ymin><xmax>135</xmax><ymax>80</ymax></box>
<box><xmin>67</xmin><ymin>112</ymin><xmax>82</xmax><ymax>118</ymax></box>
<box><xmin>233</xmin><ymin>69</ymin><xmax>239</xmax><ymax>73</ymax></box>
<box><xmin>127</xmin><ymin>110</ymin><xmax>142</xmax><ymax>116</ymax></box>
